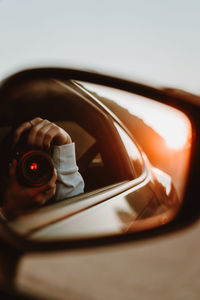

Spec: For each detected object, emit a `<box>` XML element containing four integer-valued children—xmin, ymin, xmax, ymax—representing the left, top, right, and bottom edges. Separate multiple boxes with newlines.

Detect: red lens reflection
<box><xmin>30</xmin><ymin>162</ymin><xmax>38</xmax><ymax>170</ymax></box>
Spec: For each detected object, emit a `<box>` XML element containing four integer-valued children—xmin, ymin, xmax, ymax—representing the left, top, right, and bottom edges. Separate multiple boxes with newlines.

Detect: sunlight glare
<box><xmin>80</xmin><ymin>83</ymin><xmax>191</xmax><ymax>150</ymax></box>
<box><xmin>79</xmin><ymin>82</ymin><xmax>191</xmax><ymax>150</ymax></box>
<box><xmin>148</xmin><ymin>107</ymin><xmax>191</xmax><ymax>150</ymax></box>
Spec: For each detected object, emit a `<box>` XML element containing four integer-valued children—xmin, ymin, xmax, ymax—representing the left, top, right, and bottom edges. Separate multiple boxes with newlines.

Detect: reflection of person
<box><xmin>1</xmin><ymin>117</ymin><xmax>84</xmax><ymax>219</ymax></box>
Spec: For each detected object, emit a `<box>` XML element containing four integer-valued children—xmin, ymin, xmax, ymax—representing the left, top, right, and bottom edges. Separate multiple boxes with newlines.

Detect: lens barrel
<box><xmin>16</xmin><ymin>150</ymin><xmax>54</xmax><ymax>187</ymax></box>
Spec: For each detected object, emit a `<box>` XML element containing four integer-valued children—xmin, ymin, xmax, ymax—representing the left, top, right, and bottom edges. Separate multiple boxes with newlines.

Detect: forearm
<box><xmin>52</xmin><ymin>143</ymin><xmax>84</xmax><ymax>201</ymax></box>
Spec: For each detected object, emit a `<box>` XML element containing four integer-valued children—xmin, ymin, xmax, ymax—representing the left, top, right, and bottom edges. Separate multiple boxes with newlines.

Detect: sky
<box><xmin>0</xmin><ymin>0</ymin><xmax>200</xmax><ymax>94</ymax></box>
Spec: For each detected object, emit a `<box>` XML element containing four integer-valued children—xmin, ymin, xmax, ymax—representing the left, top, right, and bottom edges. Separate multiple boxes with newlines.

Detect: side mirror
<box><xmin>0</xmin><ymin>67</ymin><xmax>199</xmax><ymax>252</ymax></box>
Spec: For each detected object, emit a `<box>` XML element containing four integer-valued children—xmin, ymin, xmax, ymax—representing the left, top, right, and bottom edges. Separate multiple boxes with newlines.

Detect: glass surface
<box><xmin>80</xmin><ymin>82</ymin><xmax>192</xmax><ymax>200</ymax></box>
<box><xmin>0</xmin><ymin>78</ymin><xmax>192</xmax><ymax>241</ymax></box>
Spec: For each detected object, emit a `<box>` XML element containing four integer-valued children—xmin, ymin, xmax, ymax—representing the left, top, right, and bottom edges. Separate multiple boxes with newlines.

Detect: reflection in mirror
<box><xmin>0</xmin><ymin>77</ymin><xmax>192</xmax><ymax>241</ymax></box>
<box><xmin>80</xmin><ymin>82</ymin><xmax>192</xmax><ymax>200</ymax></box>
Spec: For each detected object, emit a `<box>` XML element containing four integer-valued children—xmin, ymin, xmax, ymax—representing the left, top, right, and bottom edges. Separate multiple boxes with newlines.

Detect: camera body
<box><xmin>13</xmin><ymin>131</ymin><xmax>54</xmax><ymax>187</ymax></box>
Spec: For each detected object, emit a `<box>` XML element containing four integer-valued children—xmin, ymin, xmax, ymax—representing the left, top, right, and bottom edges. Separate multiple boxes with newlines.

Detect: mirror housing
<box><xmin>0</xmin><ymin>67</ymin><xmax>199</xmax><ymax>252</ymax></box>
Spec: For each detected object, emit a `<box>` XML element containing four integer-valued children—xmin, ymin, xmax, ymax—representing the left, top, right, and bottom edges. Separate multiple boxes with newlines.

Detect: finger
<box><xmin>34</xmin><ymin>192</ymin><xmax>52</xmax><ymax>205</ymax></box>
<box><xmin>34</xmin><ymin>169</ymin><xmax>57</xmax><ymax>203</ymax></box>
<box><xmin>34</xmin><ymin>184</ymin><xmax>56</xmax><ymax>204</ymax></box>
<box><xmin>55</xmin><ymin>126</ymin><xmax>72</xmax><ymax>144</ymax></box>
<box><xmin>26</xmin><ymin>181</ymin><xmax>53</xmax><ymax>199</ymax></box>
<box><xmin>46</xmin><ymin>168</ymin><xmax>57</xmax><ymax>188</ymax></box>
<box><xmin>43</xmin><ymin>126</ymin><xmax>70</xmax><ymax>148</ymax></box>
<box><xmin>34</xmin><ymin>122</ymin><xmax>54</xmax><ymax>149</ymax></box>
<box><xmin>28</xmin><ymin>117</ymin><xmax>43</xmax><ymax>126</ymax></box>
<box><xmin>42</xmin><ymin>124</ymin><xmax>60</xmax><ymax>149</ymax></box>
<box><xmin>13</xmin><ymin>122</ymin><xmax>32</xmax><ymax>144</ymax></box>
<box><xmin>27</xmin><ymin>119</ymin><xmax>51</xmax><ymax>148</ymax></box>
<box><xmin>44</xmin><ymin>186</ymin><xmax>56</xmax><ymax>199</ymax></box>
<box><xmin>13</xmin><ymin>167</ymin><xmax>57</xmax><ymax>200</ymax></box>
<box><xmin>13</xmin><ymin>117</ymin><xmax>43</xmax><ymax>144</ymax></box>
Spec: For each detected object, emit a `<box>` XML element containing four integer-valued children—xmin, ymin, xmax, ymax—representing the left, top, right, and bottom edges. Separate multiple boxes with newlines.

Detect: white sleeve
<box><xmin>52</xmin><ymin>143</ymin><xmax>84</xmax><ymax>201</ymax></box>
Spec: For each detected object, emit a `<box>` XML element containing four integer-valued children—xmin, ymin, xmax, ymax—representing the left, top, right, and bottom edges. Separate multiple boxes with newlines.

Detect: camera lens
<box><xmin>17</xmin><ymin>150</ymin><xmax>54</xmax><ymax>187</ymax></box>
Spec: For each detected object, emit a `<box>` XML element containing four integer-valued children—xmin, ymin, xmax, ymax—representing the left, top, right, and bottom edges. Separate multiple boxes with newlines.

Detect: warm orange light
<box><xmin>154</xmin><ymin>111</ymin><xmax>192</xmax><ymax>150</ymax></box>
<box><xmin>80</xmin><ymin>83</ymin><xmax>192</xmax><ymax>150</ymax></box>
<box><xmin>164</xmin><ymin>129</ymin><xmax>189</xmax><ymax>149</ymax></box>
<box><xmin>30</xmin><ymin>162</ymin><xmax>38</xmax><ymax>170</ymax></box>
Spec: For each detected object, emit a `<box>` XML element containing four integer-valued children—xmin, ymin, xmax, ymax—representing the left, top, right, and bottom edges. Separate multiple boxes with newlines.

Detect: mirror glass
<box><xmin>0</xmin><ymin>77</ymin><xmax>192</xmax><ymax>241</ymax></box>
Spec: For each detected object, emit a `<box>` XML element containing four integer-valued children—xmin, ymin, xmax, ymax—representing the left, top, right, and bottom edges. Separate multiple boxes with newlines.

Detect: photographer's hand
<box><xmin>14</xmin><ymin>117</ymin><xmax>72</xmax><ymax>149</ymax></box>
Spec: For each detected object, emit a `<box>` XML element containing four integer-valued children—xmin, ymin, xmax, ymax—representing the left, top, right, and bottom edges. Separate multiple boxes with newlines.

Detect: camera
<box><xmin>13</xmin><ymin>130</ymin><xmax>54</xmax><ymax>187</ymax></box>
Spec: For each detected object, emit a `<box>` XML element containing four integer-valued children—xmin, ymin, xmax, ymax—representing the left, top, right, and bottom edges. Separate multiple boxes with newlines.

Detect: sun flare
<box><xmin>149</xmin><ymin>109</ymin><xmax>191</xmax><ymax>150</ymax></box>
<box><xmin>80</xmin><ymin>83</ymin><xmax>192</xmax><ymax>150</ymax></box>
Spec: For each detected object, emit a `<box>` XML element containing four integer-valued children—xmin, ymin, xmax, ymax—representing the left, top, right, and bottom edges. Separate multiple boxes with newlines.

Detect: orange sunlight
<box><xmin>80</xmin><ymin>83</ymin><xmax>192</xmax><ymax>150</ymax></box>
<box><xmin>148</xmin><ymin>107</ymin><xmax>192</xmax><ymax>150</ymax></box>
